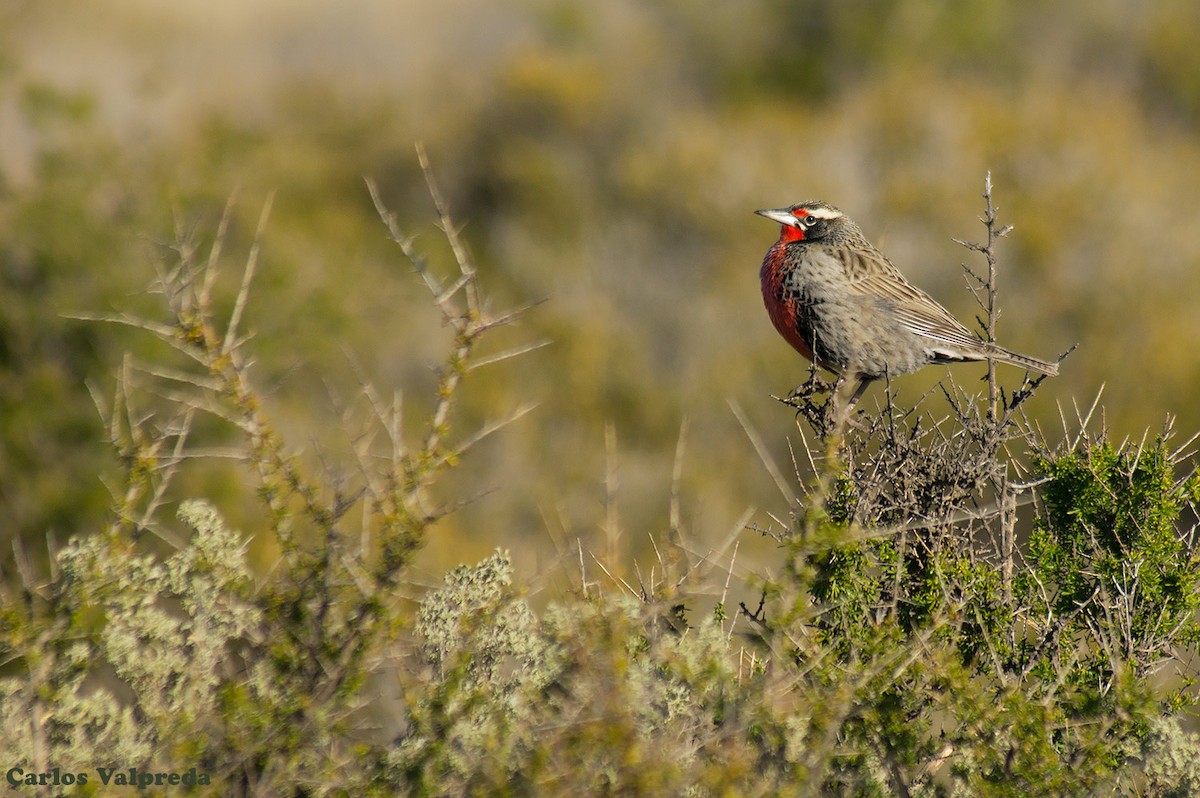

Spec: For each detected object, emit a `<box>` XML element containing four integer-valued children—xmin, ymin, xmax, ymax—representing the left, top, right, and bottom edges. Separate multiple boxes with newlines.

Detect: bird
<box><xmin>756</xmin><ymin>201</ymin><xmax>1059</xmax><ymax>405</ymax></box>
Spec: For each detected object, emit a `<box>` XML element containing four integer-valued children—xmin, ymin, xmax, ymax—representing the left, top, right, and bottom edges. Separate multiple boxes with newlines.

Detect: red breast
<box><xmin>760</xmin><ymin>241</ymin><xmax>815</xmax><ymax>363</ymax></box>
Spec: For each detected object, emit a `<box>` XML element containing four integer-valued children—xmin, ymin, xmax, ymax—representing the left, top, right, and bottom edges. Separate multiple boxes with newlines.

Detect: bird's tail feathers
<box><xmin>981</xmin><ymin>345</ymin><xmax>1059</xmax><ymax>377</ymax></box>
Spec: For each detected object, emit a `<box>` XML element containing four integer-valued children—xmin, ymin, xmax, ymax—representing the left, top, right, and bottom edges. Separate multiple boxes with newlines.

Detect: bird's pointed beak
<box><xmin>755</xmin><ymin>208</ymin><xmax>800</xmax><ymax>227</ymax></box>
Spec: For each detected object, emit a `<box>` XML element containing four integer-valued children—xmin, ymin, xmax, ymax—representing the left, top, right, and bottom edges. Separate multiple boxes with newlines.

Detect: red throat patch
<box><xmin>779</xmin><ymin>224</ymin><xmax>806</xmax><ymax>243</ymax></box>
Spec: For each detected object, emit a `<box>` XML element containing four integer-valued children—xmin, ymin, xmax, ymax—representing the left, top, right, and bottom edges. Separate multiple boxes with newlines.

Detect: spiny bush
<box><xmin>750</xmin><ymin>383</ymin><xmax>1200</xmax><ymax>795</ymax></box>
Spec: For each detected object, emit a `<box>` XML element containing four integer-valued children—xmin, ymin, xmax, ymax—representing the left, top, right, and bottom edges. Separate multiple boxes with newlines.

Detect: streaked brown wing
<box><xmin>842</xmin><ymin>246</ymin><xmax>986</xmax><ymax>355</ymax></box>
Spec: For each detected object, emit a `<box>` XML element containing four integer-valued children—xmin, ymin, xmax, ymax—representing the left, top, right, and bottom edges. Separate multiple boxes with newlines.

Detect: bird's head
<box><xmin>755</xmin><ymin>201</ymin><xmax>848</xmax><ymax>244</ymax></box>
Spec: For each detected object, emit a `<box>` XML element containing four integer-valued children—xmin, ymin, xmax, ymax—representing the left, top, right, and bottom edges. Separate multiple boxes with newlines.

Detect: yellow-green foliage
<box><xmin>1</xmin><ymin>501</ymin><xmax>260</xmax><ymax>778</ymax></box>
<box><xmin>6</xmin><ymin>5</ymin><xmax>1200</xmax><ymax>784</ymax></box>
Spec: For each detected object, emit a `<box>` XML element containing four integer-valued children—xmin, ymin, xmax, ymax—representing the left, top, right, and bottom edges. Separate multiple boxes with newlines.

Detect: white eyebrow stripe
<box><xmin>803</xmin><ymin>207</ymin><xmax>843</xmax><ymax>220</ymax></box>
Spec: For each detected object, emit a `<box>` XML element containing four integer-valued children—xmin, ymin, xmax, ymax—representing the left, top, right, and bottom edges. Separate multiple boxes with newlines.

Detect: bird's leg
<box><xmin>817</xmin><ymin>374</ymin><xmax>874</xmax><ymax>434</ymax></box>
<box><xmin>847</xmin><ymin>379</ymin><xmax>871</xmax><ymax>408</ymax></box>
<box><xmin>823</xmin><ymin>373</ymin><xmax>862</xmax><ymax>428</ymax></box>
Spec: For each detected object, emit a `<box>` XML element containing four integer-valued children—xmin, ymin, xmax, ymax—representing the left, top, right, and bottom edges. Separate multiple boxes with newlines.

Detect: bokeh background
<box><xmin>3</xmin><ymin>0</ymin><xmax>1200</xmax><ymax>585</ymax></box>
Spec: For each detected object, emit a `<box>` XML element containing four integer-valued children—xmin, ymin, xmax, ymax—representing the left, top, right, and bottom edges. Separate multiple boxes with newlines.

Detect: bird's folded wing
<box><xmin>851</xmin><ymin>270</ymin><xmax>985</xmax><ymax>353</ymax></box>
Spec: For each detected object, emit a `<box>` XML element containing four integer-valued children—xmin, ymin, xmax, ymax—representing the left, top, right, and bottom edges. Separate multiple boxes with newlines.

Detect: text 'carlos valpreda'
<box><xmin>6</xmin><ymin>766</ymin><xmax>211</xmax><ymax>788</ymax></box>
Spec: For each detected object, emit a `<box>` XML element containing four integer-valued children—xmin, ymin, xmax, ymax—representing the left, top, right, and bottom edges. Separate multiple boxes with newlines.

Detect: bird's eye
<box><xmin>802</xmin><ymin>216</ymin><xmax>819</xmax><ymax>227</ymax></box>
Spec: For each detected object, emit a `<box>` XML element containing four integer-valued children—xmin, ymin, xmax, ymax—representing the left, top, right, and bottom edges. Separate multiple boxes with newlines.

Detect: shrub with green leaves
<box><xmin>1030</xmin><ymin>437</ymin><xmax>1200</xmax><ymax>690</ymax></box>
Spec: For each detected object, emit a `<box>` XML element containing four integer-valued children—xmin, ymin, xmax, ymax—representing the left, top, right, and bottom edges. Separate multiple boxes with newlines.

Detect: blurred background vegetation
<box><xmin>3</xmin><ymin>0</ymin><xmax>1200</xmax><ymax>583</ymax></box>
